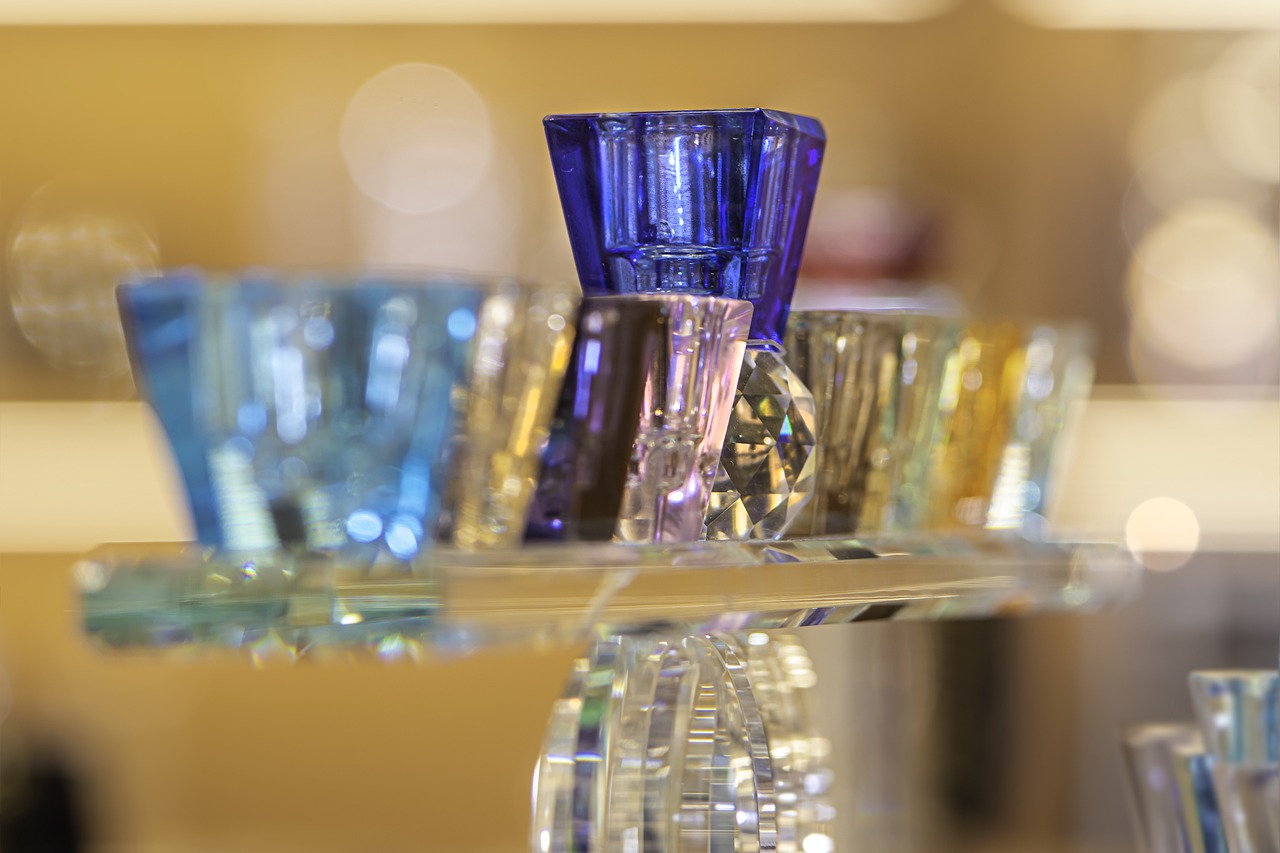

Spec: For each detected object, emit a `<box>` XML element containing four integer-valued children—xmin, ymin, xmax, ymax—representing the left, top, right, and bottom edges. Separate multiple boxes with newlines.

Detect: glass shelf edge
<box><xmin>75</xmin><ymin>533</ymin><xmax>1140</xmax><ymax>659</ymax></box>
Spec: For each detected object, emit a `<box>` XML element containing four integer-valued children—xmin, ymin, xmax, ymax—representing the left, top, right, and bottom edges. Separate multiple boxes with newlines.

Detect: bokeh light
<box><xmin>5</xmin><ymin>178</ymin><xmax>159</xmax><ymax>377</ymax></box>
<box><xmin>351</xmin><ymin>142</ymin><xmax>520</xmax><ymax>271</ymax></box>
<box><xmin>339</xmin><ymin>63</ymin><xmax>492</xmax><ymax>215</ymax></box>
<box><xmin>1203</xmin><ymin>33</ymin><xmax>1280</xmax><ymax>186</ymax></box>
<box><xmin>1127</xmin><ymin>200</ymin><xmax>1280</xmax><ymax>382</ymax></box>
<box><xmin>1124</xmin><ymin>496</ymin><xmax>1200</xmax><ymax>571</ymax></box>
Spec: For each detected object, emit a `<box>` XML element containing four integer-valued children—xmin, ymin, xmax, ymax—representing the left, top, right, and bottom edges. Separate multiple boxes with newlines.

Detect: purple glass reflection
<box><xmin>526</xmin><ymin>297</ymin><xmax>665</xmax><ymax>542</ymax></box>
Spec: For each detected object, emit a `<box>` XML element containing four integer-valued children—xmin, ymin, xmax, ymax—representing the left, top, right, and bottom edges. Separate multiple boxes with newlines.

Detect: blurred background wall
<box><xmin>0</xmin><ymin>3</ymin><xmax>1275</xmax><ymax>851</ymax></box>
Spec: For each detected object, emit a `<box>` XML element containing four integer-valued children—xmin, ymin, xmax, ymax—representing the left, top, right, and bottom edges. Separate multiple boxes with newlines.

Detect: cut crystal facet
<box><xmin>705</xmin><ymin>348</ymin><xmax>818</xmax><ymax>540</ymax></box>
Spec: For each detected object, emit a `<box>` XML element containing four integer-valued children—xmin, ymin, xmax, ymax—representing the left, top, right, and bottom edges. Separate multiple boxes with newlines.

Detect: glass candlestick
<box><xmin>545</xmin><ymin>108</ymin><xmax>825</xmax><ymax>541</ymax></box>
<box><xmin>118</xmin><ymin>269</ymin><xmax>577</xmax><ymax>559</ymax></box>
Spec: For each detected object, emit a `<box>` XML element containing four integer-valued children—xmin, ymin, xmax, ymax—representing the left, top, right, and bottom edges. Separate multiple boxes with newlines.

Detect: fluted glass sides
<box><xmin>531</xmin><ymin>633</ymin><xmax>827</xmax><ymax>853</ymax></box>
<box><xmin>1190</xmin><ymin>670</ymin><xmax>1280</xmax><ymax>853</ymax></box>
<box><xmin>929</xmin><ymin>322</ymin><xmax>1095</xmax><ymax>534</ymax></box>
<box><xmin>544</xmin><ymin>109</ymin><xmax>825</xmax><ymax>344</ymax></box>
<box><xmin>1122</xmin><ymin>723</ymin><xmax>1226</xmax><ymax>853</ymax></box>
<box><xmin>526</xmin><ymin>297</ymin><xmax>666</xmax><ymax>542</ymax></box>
<box><xmin>612</xmin><ymin>294</ymin><xmax>752</xmax><ymax>543</ymax></box>
<box><xmin>118</xmin><ymin>270</ymin><xmax>576</xmax><ymax>559</ymax></box>
<box><xmin>784</xmin><ymin>310</ymin><xmax>960</xmax><ymax>537</ymax></box>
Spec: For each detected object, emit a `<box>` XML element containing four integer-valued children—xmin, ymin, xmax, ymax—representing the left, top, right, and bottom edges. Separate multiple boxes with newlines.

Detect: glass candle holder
<box><xmin>545</xmin><ymin>108</ymin><xmax>825</xmax><ymax>541</ymax></box>
<box><xmin>118</xmin><ymin>268</ymin><xmax>577</xmax><ymax>559</ymax></box>
<box><xmin>1122</xmin><ymin>723</ymin><xmax>1227</xmax><ymax>853</ymax></box>
<box><xmin>926</xmin><ymin>321</ymin><xmax>1095</xmax><ymax>536</ymax></box>
<box><xmin>784</xmin><ymin>309</ymin><xmax>961</xmax><ymax>537</ymax></box>
<box><xmin>1189</xmin><ymin>670</ymin><xmax>1280</xmax><ymax>853</ymax></box>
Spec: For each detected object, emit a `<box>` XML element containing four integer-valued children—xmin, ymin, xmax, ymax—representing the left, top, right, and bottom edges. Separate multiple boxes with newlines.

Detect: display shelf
<box><xmin>77</xmin><ymin>533</ymin><xmax>1138</xmax><ymax>657</ymax></box>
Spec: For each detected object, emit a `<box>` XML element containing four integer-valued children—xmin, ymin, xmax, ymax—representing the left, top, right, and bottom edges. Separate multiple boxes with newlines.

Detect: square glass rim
<box><xmin>542</xmin><ymin>107</ymin><xmax>823</xmax><ymax>134</ymax></box>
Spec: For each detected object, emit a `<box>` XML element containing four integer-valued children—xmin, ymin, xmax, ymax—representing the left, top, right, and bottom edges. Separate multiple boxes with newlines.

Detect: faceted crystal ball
<box><xmin>544</xmin><ymin>108</ymin><xmax>825</xmax><ymax>345</ymax></box>
<box><xmin>118</xmin><ymin>270</ymin><xmax>577</xmax><ymax>559</ymax></box>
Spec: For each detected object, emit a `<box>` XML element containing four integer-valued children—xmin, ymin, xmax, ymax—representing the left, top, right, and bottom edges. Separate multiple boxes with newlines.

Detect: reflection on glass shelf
<box><xmin>77</xmin><ymin>534</ymin><xmax>1138</xmax><ymax>658</ymax></box>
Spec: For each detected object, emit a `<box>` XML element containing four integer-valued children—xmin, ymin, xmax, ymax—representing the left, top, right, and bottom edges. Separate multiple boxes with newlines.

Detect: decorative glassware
<box><xmin>118</xmin><ymin>269</ymin><xmax>577</xmax><ymax>559</ymax></box>
<box><xmin>1189</xmin><ymin>670</ymin><xmax>1280</xmax><ymax>853</ymax></box>
<box><xmin>527</xmin><ymin>294</ymin><xmax>749</xmax><ymax>544</ymax></box>
<box><xmin>545</xmin><ymin>108</ymin><xmax>825</xmax><ymax>541</ymax></box>
<box><xmin>927</xmin><ymin>321</ymin><xmax>1095</xmax><ymax>537</ymax></box>
<box><xmin>525</xmin><ymin>296</ymin><xmax>664</xmax><ymax>542</ymax></box>
<box><xmin>531</xmin><ymin>632</ymin><xmax>830</xmax><ymax>853</ymax></box>
<box><xmin>1122</xmin><ymin>723</ymin><xmax>1227</xmax><ymax>853</ymax></box>
<box><xmin>784</xmin><ymin>309</ymin><xmax>961</xmax><ymax>536</ymax></box>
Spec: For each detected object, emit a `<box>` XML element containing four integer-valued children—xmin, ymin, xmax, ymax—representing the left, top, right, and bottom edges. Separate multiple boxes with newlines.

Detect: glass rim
<box><xmin>543</xmin><ymin>106</ymin><xmax>822</xmax><ymax>128</ymax></box>
<box><xmin>116</xmin><ymin>264</ymin><xmax>581</xmax><ymax>296</ymax></box>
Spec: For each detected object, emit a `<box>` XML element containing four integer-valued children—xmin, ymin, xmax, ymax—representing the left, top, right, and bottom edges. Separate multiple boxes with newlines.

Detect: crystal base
<box><xmin>531</xmin><ymin>632</ymin><xmax>832</xmax><ymax>853</ymax></box>
<box><xmin>705</xmin><ymin>347</ymin><xmax>818</xmax><ymax>541</ymax></box>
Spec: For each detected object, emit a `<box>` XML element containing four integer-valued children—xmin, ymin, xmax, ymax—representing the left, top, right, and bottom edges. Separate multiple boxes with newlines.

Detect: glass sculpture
<box><xmin>545</xmin><ymin>108</ymin><xmax>825</xmax><ymax>541</ymax></box>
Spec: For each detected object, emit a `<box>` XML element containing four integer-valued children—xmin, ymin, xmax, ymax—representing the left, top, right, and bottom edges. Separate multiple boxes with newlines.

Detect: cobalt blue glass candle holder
<box><xmin>545</xmin><ymin>109</ymin><xmax>826</xmax><ymax>540</ymax></box>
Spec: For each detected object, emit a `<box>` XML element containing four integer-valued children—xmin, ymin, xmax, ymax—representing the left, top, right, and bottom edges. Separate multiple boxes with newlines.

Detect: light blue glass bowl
<box><xmin>118</xmin><ymin>268</ymin><xmax>577</xmax><ymax>560</ymax></box>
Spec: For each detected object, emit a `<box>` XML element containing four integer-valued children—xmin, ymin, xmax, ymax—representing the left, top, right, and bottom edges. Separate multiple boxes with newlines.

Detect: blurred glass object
<box><xmin>6</xmin><ymin>178</ymin><xmax>159</xmax><ymax>378</ymax></box>
<box><xmin>1128</xmin><ymin>201</ymin><xmax>1280</xmax><ymax>386</ymax></box>
<box><xmin>785</xmin><ymin>308</ymin><xmax>960</xmax><ymax>536</ymax></box>
<box><xmin>117</xmin><ymin>269</ymin><xmax>575</xmax><ymax>558</ymax></box>
<box><xmin>340</xmin><ymin>63</ymin><xmax>491</xmax><ymax>215</ymax></box>
<box><xmin>531</xmin><ymin>632</ymin><xmax>830</xmax><ymax>853</ymax></box>
<box><xmin>1190</xmin><ymin>671</ymin><xmax>1280</xmax><ymax>853</ymax></box>
<box><xmin>1122</xmin><ymin>723</ymin><xmax>1227</xmax><ymax>853</ymax></box>
<box><xmin>928</xmin><ymin>321</ymin><xmax>1095</xmax><ymax>536</ymax></box>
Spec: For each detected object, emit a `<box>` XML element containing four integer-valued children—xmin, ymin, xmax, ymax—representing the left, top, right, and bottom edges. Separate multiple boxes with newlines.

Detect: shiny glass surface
<box><xmin>784</xmin><ymin>309</ymin><xmax>961</xmax><ymax>536</ymax></box>
<box><xmin>611</xmin><ymin>294</ymin><xmax>752</xmax><ymax>543</ymax></box>
<box><xmin>928</xmin><ymin>321</ymin><xmax>1095</xmax><ymax>534</ymax></box>
<box><xmin>526</xmin><ymin>296</ymin><xmax>665</xmax><ymax>542</ymax></box>
<box><xmin>531</xmin><ymin>632</ymin><xmax>829</xmax><ymax>853</ymax></box>
<box><xmin>77</xmin><ymin>534</ymin><xmax>1138</xmax><ymax>657</ymax></box>
<box><xmin>118</xmin><ymin>269</ymin><xmax>577</xmax><ymax>558</ymax></box>
<box><xmin>1122</xmin><ymin>723</ymin><xmax>1227</xmax><ymax>853</ymax></box>
<box><xmin>705</xmin><ymin>346</ymin><xmax>818</xmax><ymax>541</ymax></box>
<box><xmin>544</xmin><ymin>108</ymin><xmax>824</xmax><ymax>345</ymax></box>
<box><xmin>1190</xmin><ymin>670</ymin><xmax>1280</xmax><ymax>853</ymax></box>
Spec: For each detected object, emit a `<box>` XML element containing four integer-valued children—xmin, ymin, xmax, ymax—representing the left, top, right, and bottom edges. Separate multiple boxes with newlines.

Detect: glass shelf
<box><xmin>77</xmin><ymin>533</ymin><xmax>1139</xmax><ymax>658</ymax></box>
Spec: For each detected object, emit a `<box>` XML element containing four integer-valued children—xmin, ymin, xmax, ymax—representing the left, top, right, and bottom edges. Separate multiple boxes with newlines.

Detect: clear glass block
<box><xmin>118</xmin><ymin>269</ymin><xmax>577</xmax><ymax>560</ymax></box>
<box><xmin>784</xmin><ymin>309</ymin><xmax>961</xmax><ymax>536</ymax></box>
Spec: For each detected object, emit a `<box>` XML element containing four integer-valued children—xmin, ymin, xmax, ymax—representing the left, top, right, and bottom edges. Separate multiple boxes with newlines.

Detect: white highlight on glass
<box><xmin>340</xmin><ymin>63</ymin><xmax>491</xmax><ymax>215</ymax></box>
<box><xmin>1125</xmin><ymin>496</ymin><xmax>1201</xmax><ymax>571</ymax></box>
